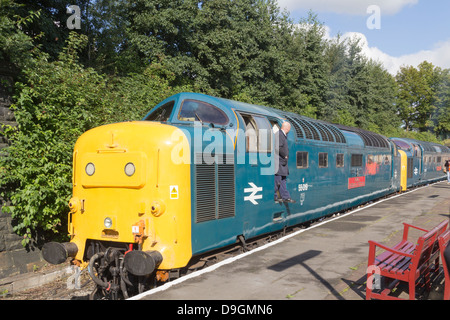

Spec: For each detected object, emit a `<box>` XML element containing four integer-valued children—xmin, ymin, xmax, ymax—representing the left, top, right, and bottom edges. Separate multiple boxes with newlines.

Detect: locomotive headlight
<box><xmin>85</xmin><ymin>162</ymin><xmax>95</xmax><ymax>176</ymax></box>
<box><xmin>124</xmin><ymin>162</ymin><xmax>135</xmax><ymax>176</ymax></box>
<box><xmin>104</xmin><ymin>217</ymin><xmax>113</xmax><ymax>229</ymax></box>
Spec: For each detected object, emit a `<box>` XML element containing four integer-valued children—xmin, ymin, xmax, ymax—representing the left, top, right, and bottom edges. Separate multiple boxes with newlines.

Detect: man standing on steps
<box><xmin>274</xmin><ymin>121</ymin><xmax>295</xmax><ymax>203</ymax></box>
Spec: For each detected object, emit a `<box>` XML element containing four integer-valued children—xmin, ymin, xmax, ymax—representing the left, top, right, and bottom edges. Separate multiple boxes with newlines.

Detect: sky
<box><xmin>276</xmin><ymin>0</ymin><xmax>450</xmax><ymax>75</ymax></box>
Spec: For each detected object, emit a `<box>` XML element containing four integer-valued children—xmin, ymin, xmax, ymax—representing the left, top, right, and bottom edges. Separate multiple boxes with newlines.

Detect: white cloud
<box><xmin>339</xmin><ymin>32</ymin><xmax>450</xmax><ymax>74</ymax></box>
<box><xmin>278</xmin><ymin>0</ymin><xmax>418</xmax><ymax>15</ymax></box>
<box><xmin>281</xmin><ymin>1</ymin><xmax>450</xmax><ymax>74</ymax></box>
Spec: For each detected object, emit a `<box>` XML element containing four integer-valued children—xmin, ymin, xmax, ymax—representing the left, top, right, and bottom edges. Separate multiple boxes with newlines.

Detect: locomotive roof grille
<box><xmin>284</xmin><ymin>115</ymin><xmax>304</xmax><ymax>139</ymax></box>
<box><xmin>276</xmin><ymin>111</ymin><xmax>346</xmax><ymax>144</ymax></box>
<box><xmin>336</xmin><ymin>124</ymin><xmax>389</xmax><ymax>149</ymax></box>
<box><xmin>420</xmin><ymin>142</ymin><xmax>435</xmax><ymax>152</ymax></box>
<box><xmin>323</xmin><ymin>122</ymin><xmax>346</xmax><ymax>144</ymax></box>
<box><xmin>314</xmin><ymin>122</ymin><xmax>334</xmax><ymax>142</ymax></box>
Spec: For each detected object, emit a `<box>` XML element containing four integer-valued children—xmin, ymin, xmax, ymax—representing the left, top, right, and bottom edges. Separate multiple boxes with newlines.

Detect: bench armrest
<box><xmin>402</xmin><ymin>223</ymin><xmax>429</xmax><ymax>242</ymax></box>
<box><xmin>368</xmin><ymin>240</ymin><xmax>415</xmax><ymax>265</ymax></box>
<box><xmin>403</xmin><ymin>223</ymin><xmax>429</xmax><ymax>233</ymax></box>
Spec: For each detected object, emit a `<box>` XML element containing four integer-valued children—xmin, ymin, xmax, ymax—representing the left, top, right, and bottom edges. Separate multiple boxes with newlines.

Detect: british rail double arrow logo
<box><xmin>244</xmin><ymin>182</ymin><xmax>263</xmax><ymax>205</ymax></box>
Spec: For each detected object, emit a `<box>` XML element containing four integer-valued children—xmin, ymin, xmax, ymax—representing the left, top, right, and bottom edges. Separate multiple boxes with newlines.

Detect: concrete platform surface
<box><xmin>134</xmin><ymin>181</ymin><xmax>450</xmax><ymax>300</ymax></box>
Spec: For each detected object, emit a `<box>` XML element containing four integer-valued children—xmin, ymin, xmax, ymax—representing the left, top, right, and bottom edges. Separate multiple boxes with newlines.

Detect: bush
<box><xmin>0</xmin><ymin>33</ymin><xmax>116</xmax><ymax>246</ymax></box>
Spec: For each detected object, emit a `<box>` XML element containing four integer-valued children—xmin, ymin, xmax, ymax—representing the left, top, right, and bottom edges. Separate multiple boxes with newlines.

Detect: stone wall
<box><xmin>0</xmin><ymin>67</ymin><xmax>43</xmax><ymax>280</ymax></box>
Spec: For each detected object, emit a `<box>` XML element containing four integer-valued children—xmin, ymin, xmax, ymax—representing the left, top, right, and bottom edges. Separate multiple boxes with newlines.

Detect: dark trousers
<box><xmin>274</xmin><ymin>175</ymin><xmax>290</xmax><ymax>200</ymax></box>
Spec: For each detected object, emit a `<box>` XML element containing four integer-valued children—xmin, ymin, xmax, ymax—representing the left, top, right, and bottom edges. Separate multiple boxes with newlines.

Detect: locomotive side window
<box><xmin>336</xmin><ymin>153</ymin><xmax>344</xmax><ymax>167</ymax></box>
<box><xmin>296</xmin><ymin>152</ymin><xmax>308</xmax><ymax>168</ymax></box>
<box><xmin>145</xmin><ymin>101</ymin><xmax>175</xmax><ymax>121</ymax></box>
<box><xmin>351</xmin><ymin>154</ymin><xmax>363</xmax><ymax>167</ymax></box>
<box><xmin>319</xmin><ymin>152</ymin><xmax>328</xmax><ymax>168</ymax></box>
<box><xmin>178</xmin><ymin>99</ymin><xmax>229</xmax><ymax>125</ymax></box>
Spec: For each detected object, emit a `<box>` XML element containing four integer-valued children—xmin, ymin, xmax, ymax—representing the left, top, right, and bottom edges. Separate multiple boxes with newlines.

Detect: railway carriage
<box><xmin>42</xmin><ymin>92</ymin><xmax>448</xmax><ymax>299</ymax></box>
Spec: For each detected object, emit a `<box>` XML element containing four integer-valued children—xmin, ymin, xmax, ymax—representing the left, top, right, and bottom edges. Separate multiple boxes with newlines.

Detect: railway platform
<box><xmin>134</xmin><ymin>181</ymin><xmax>450</xmax><ymax>301</ymax></box>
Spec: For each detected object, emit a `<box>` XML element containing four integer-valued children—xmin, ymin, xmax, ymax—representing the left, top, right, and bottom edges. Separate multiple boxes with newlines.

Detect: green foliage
<box><xmin>0</xmin><ymin>0</ymin><xmax>41</xmax><ymax>69</ymax></box>
<box><xmin>395</xmin><ymin>61</ymin><xmax>446</xmax><ymax>133</ymax></box>
<box><xmin>1</xmin><ymin>33</ymin><xmax>111</xmax><ymax>245</ymax></box>
<box><xmin>106</xmin><ymin>62</ymin><xmax>190</xmax><ymax>122</ymax></box>
<box><xmin>323</xmin><ymin>35</ymin><xmax>400</xmax><ymax>134</ymax></box>
<box><xmin>431</xmin><ymin>69</ymin><xmax>450</xmax><ymax>139</ymax></box>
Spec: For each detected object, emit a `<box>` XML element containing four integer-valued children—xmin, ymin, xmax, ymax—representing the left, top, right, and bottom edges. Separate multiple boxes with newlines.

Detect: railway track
<box><xmin>0</xmin><ymin>268</ymin><xmax>94</xmax><ymax>300</ymax></box>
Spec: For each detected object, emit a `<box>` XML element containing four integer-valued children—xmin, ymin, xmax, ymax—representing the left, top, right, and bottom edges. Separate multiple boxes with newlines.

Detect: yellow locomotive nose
<box><xmin>67</xmin><ymin>121</ymin><xmax>192</xmax><ymax>271</ymax></box>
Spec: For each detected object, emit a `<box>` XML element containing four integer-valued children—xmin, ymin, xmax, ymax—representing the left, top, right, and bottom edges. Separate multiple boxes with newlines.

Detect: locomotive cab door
<box><xmin>398</xmin><ymin>150</ymin><xmax>407</xmax><ymax>191</ymax></box>
<box><xmin>238</xmin><ymin>112</ymin><xmax>285</xmax><ymax>239</ymax></box>
<box><xmin>413</xmin><ymin>144</ymin><xmax>423</xmax><ymax>177</ymax></box>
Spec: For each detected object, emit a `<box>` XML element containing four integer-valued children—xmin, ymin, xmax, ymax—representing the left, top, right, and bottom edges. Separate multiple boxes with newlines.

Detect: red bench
<box><xmin>438</xmin><ymin>229</ymin><xmax>450</xmax><ymax>300</ymax></box>
<box><xmin>366</xmin><ymin>220</ymin><xmax>449</xmax><ymax>300</ymax></box>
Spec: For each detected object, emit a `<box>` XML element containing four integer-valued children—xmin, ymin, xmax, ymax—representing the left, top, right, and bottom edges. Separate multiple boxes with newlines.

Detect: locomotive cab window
<box><xmin>240</xmin><ymin>113</ymin><xmax>272</xmax><ymax>153</ymax></box>
<box><xmin>145</xmin><ymin>101</ymin><xmax>175</xmax><ymax>122</ymax></box>
<box><xmin>178</xmin><ymin>99</ymin><xmax>229</xmax><ymax>125</ymax></box>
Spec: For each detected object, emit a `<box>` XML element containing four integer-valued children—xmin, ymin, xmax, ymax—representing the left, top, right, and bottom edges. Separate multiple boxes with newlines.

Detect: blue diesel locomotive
<box><xmin>42</xmin><ymin>92</ymin><xmax>449</xmax><ymax>299</ymax></box>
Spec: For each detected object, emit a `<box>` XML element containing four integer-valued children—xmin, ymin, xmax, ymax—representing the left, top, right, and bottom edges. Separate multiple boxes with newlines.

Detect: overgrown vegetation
<box><xmin>0</xmin><ymin>0</ymin><xmax>449</xmax><ymax>246</ymax></box>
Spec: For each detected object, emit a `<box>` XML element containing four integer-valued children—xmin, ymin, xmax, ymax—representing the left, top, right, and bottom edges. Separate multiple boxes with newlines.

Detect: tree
<box><xmin>432</xmin><ymin>69</ymin><xmax>450</xmax><ymax>139</ymax></box>
<box><xmin>122</xmin><ymin>0</ymin><xmax>199</xmax><ymax>76</ymax></box>
<box><xmin>284</xmin><ymin>12</ymin><xmax>329</xmax><ymax>118</ymax></box>
<box><xmin>122</xmin><ymin>0</ymin><xmax>295</xmax><ymax>103</ymax></box>
<box><xmin>0</xmin><ymin>0</ymin><xmax>40</xmax><ymax>70</ymax></box>
<box><xmin>396</xmin><ymin>61</ymin><xmax>442</xmax><ymax>132</ymax></box>
<box><xmin>324</xmin><ymin>35</ymin><xmax>399</xmax><ymax>132</ymax></box>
